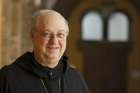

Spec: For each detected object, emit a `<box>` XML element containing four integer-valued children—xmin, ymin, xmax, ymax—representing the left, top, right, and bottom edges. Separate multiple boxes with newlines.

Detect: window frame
<box><xmin>80</xmin><ymin>9</ymin><xmax>132</xmax><ymax>43</ymax></box>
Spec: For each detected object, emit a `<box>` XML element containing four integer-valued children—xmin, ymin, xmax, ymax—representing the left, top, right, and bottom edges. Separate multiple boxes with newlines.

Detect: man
<box><xmin>0</xmin><ymin>9</ymin><xmax>89</xmax><ymax>93</ymax></box>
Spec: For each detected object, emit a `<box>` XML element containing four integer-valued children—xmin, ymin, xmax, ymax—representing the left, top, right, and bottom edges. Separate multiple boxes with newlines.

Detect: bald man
<box><xmin>0</xmin><ymin>10</ymin><xmax>89</xmax><ymax>93</ymax></box>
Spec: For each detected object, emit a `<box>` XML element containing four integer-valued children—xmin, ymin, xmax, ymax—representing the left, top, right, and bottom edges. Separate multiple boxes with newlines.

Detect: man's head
<box><xmin>30</xmin><ymin>9</ymin><xmax>69</xmax><ymax>68</ymax></box>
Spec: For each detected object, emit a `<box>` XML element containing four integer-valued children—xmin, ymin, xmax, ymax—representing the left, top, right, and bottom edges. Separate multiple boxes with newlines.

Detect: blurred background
<box><xmin>0</xmin><ymin>0</ymin><xmax>140</xmax><ymax>93</ymax></box>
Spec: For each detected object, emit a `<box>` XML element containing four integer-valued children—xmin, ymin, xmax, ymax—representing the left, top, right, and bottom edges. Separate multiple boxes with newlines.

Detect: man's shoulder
<box><xmin>67</xmin><ymin>64</ymin><xmax>77</xmax><ymax>72</ymax></box>
<box><xmin>66</xmin><ymin>64</ymin><xmax>83</xmax><ymax>78</ymax></box>
<box><xmin>0</xmin><ymin>63</ymin><xmax>18</xmax><ymax>76</ymax></box>
<box><xmin>0</xmin><ymin>52</ymin><xmax>33</xmax><ymax>75</ymax></box>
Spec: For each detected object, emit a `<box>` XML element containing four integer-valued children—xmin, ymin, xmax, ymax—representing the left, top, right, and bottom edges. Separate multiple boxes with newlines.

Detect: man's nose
<box><xmin>49</xmin><ymin>34</ymin><xmax>58</xmax><ymax>44</ymax></box>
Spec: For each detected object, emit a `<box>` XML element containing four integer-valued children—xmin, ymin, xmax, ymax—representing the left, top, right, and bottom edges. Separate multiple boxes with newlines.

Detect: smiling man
<box><xmin>0</xmin><ymin>9</ymin><xmax>89</xmax><ymax>93</ymax></box>
<box><xmin>31</xmin><ymin>10</ymin><xmax>68</xmax><ymax>68</ymax></box>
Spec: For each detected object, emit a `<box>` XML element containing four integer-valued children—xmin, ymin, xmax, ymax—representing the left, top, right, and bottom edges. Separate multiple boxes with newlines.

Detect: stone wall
<box><xmin>0</xmin><ymin>0</ymin><xmax>38</xmax><ymax>68</ymax></box>
<box><xmin>0</xmin><ymin>0</ymin><xmax>2</xmax><ymax>67</ymax></box>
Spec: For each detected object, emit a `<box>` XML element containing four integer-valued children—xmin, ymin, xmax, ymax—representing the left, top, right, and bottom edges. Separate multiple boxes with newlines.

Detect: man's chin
<box><xmin>45</xmin><ymin>52</ymin><xmax>61</xmax><ymax>60</ymax></box>
<box><xmin>46</xmin><ymin>54</ymin><xmax>59</xmax><ymax>60</ymax></box>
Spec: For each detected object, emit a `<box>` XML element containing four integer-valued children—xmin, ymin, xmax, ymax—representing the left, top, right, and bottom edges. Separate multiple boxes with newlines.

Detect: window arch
<box><xmin>81</xmin><ymin>11</ymin><xmax>103</xmax><ymax>41</ymax></box>
<box><xmin>108</xmin><ymin>12</ymin><xmax>130</xmax><ymax>42</ymax></box>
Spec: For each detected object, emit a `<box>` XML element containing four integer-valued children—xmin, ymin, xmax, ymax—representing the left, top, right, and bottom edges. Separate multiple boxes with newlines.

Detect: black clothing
<box><xmin>0</xmin><ymin>52</ymin><xmax>89</xmax><ymax>93</ymax></box>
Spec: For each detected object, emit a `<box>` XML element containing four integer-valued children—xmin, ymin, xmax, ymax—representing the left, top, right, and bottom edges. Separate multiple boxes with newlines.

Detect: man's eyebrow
<box><xmin>58</xmin><ymin>29</ymin><xmax>67</xmax><ymax>32</ymax></box>
<box><xmin>58</xmin><ymin>30</ymin><xmax>66</xmax><ymax>33</ymax></box>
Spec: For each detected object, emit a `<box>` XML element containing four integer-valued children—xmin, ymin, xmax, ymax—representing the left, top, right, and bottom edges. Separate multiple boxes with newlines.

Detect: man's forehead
<box><xmin>33</xmin><ymin>10</ymin><xmax>69</xmax><ymax>34</ymax></box>
<box><xmin>37</xmin><ymin>11</ymin><xmax>63</xmax><ymax>20</ymax></box>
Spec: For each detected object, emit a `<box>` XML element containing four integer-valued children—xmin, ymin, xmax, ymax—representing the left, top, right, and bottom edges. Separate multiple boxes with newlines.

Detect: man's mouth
<box><xmin>48</xmin><ymin>46</ymin><xmax>58</xmax><ymax>49</ymax></box>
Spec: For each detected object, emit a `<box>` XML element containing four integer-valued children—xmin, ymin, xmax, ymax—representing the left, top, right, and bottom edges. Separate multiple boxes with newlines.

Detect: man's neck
<box><xmin>33</xmin><ymin>53</ymin><xmax>59</xmax><ymax>68</ymax></box>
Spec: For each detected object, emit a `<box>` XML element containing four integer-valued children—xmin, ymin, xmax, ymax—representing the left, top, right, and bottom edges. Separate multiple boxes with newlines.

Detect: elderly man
<box><xmin>0</xmin><ymin>9</ymin><xmax>89</xmax><ymax>93</ymax></box>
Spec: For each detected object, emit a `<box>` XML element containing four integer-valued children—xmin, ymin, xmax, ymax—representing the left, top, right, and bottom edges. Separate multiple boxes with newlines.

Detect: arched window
<box><xmin>81</xmin><ymin>11</ymin><xmax>103</xmax><ymax>41</ymax></box>
<box><xmin>108</xmin><ymin>12</ymin><xmax>130</xmax><ymax>42</ymax></box>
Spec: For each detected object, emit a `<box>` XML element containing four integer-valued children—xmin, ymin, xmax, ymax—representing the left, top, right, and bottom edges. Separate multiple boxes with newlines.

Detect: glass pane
<box><xmin>108</xmin><ymin>12</ymin><xmax>129</xmax><ymax>42</ymax></box>
<box><xmin>81</xmin><ymin>12</ymin><xmax>103</xmax><ymax>41</ymax></box>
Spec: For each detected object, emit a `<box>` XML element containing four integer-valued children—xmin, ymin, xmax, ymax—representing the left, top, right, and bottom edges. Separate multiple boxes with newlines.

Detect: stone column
<box><xmin>0</xmin><ymin>0</ymin><xmax>2</xmax><ymax>67</ymax></box>
<box><xmin>0</xmin><ymin>0</ymin><xmax>38</xmax><ymax>67</ymax></box>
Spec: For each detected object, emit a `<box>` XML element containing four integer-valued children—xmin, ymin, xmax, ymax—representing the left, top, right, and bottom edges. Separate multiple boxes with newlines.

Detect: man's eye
<box><xmin>57</xmin><ymin>33</ymin><xmax>65</xmax><ymax>38</ymax></box>
<box><xmin>42</xmin><ymin>32</ymin><xmax>49</xmax><ymax>37</ymax></box>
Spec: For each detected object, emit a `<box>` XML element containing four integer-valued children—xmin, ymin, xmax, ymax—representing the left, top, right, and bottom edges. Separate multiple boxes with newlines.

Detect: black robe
<box><xmin>0</xmin><ymin>52</ymin><xmax>89</xmax><ymax>93</ymax></box>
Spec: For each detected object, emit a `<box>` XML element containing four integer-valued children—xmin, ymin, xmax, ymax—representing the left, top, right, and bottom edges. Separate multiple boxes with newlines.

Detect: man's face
<box><xmin>31</xmin><ymin>13</ymin><xmax>67</xmax><ymax>63</ymax></box>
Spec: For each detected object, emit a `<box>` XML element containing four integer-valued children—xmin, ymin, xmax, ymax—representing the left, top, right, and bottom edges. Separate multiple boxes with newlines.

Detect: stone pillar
<box><xmin>0</xmin><ymin>0</ymin><xmax>37</xmax><ymax>67</ymax></box>
<box><xmin>0</xmin><ymin>0</ymin><xmax>2</xmax><ymax>67</ymax></box>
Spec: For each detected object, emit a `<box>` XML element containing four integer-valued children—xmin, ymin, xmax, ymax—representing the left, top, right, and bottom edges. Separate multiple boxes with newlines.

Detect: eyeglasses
<box><xmin>39</xmin><ymin>31</ymin><xmax>68</xmax><ymax>39</ymax></box>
